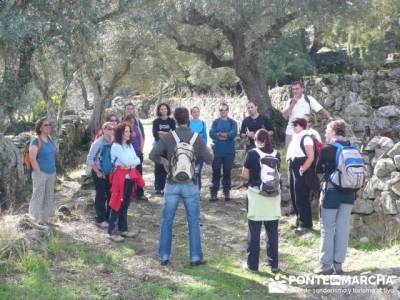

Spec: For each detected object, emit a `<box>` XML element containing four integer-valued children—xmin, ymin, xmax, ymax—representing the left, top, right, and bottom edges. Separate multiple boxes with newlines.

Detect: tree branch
<box><xmin>251</xmin><ymin>11</ymin><xmax>299</xmax><ymax>51</ymax></box>
<box><xmin>168</xmin><ymin>27</ymin><xmax>233</xmax><ymax>69</ymax></box>
<box><xmin>181</xmin><ymin>7</ymin><xmax>236</xmax><ymax>45</ymax></box>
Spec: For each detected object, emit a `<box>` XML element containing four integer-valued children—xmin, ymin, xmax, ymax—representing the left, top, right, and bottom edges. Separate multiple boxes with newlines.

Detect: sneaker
<box><xmin>120</xmin><ymin>231</ymin><xmax>137</xmax><ymax>238</ymax></box>
<box><xmin>109</xmin><ymin>234</ymin><xmax>124</xmax><ymax>242</ymax></box>
<box><xmin>224</xmin><ymin>196</ymin><xmax>231</xmax><ymax>202</ymax></box>
<box><xmin>96</xmin><ymin>221</ymin><xmax>108</xmax><ymax>228</ymax></box>
<box><xmin>210</xmin><ymin>195</ymin><xmax>217</xmax><ymax>202</ymax></box>
<box><xmin>160</xmin><ymin>260</ymin><xmax>169</xmax><ymax>266</ymax></box>
<box><xmin>242</xmin><ymin>262</ymin><xmax>258</xmax><ymax>273</ymax></box>
<box><xmin>313</xmin><ymin>264</ymin><xmax>334</xmax><ymax>275</ymax></box>
<box><xmin>137</xmin><ymin>195</ymin><xmax>149</xmax><ymax>201</ymax></box>
<box><xmin>190</xmin><ymin>260</ymin><xmax>206</xmax><ymax>267</ymax></box>
<box><xmin>155</xmin><ymin>190</ymin><xmax>162</xmax><ymax>195</ymax></box>
<box><xmin>295</xmin><ymin>227</ymin><xmax>313</xmax><ymax>236</ymax></box>
<box><xmin>333</xmin><ymin>262</ymin><xmax>343</xmax><ymax>275</ymax></box>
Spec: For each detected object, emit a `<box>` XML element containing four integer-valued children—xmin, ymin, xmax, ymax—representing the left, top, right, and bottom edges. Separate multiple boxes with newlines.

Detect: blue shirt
<box><xmin>30</xmin><ymin>138</ymin><xmax>56</xmax><ymax>174</ymax></box>
<box><xmin>189</xmin><ymin>119</ymin><xmax>207</xmax><ymax>143</ymax></box>
<box><xmin>209</xmin><ymin>118</ymin><xmax>238</xmax><ymax>155</ymax></box>
<box><xmin>111</xmin><ymin>143</ymin><xmax>141</xmax><ymax>168</ymax></box>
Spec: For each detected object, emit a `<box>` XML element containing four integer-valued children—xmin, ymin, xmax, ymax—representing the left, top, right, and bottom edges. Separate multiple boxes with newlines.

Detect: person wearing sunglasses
<box><xmin>209</xmin><ymin>103</ymin><xmax>238</xmax><ymax>202</ymax></box>
<box><xmin>86</xmin><ymin>121</ymin><xmax>115</xmax><ymax>228</ymax></box>
<box><xmin>28</xmin><ymin>117</ymin><xmax>57</xmax><ymax>225</ymax></box>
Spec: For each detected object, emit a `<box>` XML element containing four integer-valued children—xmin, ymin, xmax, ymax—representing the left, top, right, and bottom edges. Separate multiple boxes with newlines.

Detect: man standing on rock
<box><xmin>240</xmin><ymin>101</ymin><xmax>274</xmax><ymax>152</ymax></box>
<box><xmin>124</xmin><ymin>102</ymin><xmax>148</xmax><ymax>201</ymax></box>
<box><xmin>209</xmin><ymin>103</ymin><xmax>238</xmax><ymax>202</ymax></box>
<box><xmin>150</xmin><ymin>107</ymin><xmax>213</xmax><ymax>266</ymax></box>
<box><xmin>282</xmin><ymin>80</ymin><xmax>332</xmax><ymax>150</ymax></box>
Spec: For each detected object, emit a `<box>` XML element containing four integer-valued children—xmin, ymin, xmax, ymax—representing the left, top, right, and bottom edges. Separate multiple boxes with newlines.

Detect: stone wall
<box><xmin>351</xmin><ymin>136</ymin><xmax>400</xmax><ymax>243</ymax></box>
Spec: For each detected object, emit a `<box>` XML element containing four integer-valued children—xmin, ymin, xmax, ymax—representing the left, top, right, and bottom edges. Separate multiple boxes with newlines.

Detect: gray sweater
<box><xmin>149</xmin><ymin>126</ymin><xmax>213</xmax><ymax>183</ymax></box>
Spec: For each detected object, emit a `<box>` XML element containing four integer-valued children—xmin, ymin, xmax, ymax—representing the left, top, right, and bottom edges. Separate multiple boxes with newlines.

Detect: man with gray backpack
<box><xmin>149</xmin><ymin>107</ymin><xmax>213</xmax><ymax>266</ymax></box>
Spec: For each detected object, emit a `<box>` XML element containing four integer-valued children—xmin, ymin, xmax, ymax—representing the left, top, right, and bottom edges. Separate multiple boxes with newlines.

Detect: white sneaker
<box><xmin>120</xmin><ymin>231</ymin><xmax>138</xmax><ymax>238</ymax></box>
<box><xmin>96</xmin><ymin>221</ymin><xmax>108</xmax><ymax>228</ymax></box>
<box><xmin>109</xmin><ymin>234</ymin><xmax>124</xmax><ymax>242</ymax></box>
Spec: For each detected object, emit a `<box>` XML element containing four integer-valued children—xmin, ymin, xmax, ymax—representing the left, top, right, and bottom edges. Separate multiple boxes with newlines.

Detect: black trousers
<box><xmin>289</xmin><ymin>158</ymin><xmax>313</xmax><ymax>229</ymax></box>
<box><xmin>91</xmin><ymin>170</ymin><xmax>110</xmax><ymax>223</ymax></box>
<box><xmin>108</xmin><ymin>179</ymin><xmax>133</xmax><ymax>235</ymax></box>
<box><xmin>247</xmin><ymin>219</ymin><xmax>279</xmax><ymax>270</ymax></box>
<box><xmin>136</xmin><ymin>151</ymin><xmax>144</xmax><ymax>197</ymax></box>
<box><xmin>154</xmin><ymin>163</ymin><xmax>167</xmax><ymax>191</ymax></box>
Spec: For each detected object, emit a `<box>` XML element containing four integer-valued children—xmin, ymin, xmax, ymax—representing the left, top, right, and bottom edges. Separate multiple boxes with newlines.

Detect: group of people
<box><xmin>27</xmin><ymin>80</ymin><xmax>361</xmax><ymax>275</ymax></box>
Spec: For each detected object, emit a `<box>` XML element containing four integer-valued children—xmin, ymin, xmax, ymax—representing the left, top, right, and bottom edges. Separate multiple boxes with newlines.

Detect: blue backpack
<box><xmin>99</xmin><ymin>144</ymin><xmax>114</xmax><ymax>175</ymax></box>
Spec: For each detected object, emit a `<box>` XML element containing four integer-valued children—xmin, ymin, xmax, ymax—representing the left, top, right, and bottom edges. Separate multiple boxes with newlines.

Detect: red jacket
<box><xmin>109</xmin><ymin>167</ymin><xmax>145</xmax><ymax>212</ymax></box>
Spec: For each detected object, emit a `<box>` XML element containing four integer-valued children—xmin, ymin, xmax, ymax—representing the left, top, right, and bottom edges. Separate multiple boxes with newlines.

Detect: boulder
<box><xmin>373</xmin><ymin>191</ymin><xmax>398</xmax><ymax>215</ymax></box>
<box><xmin>350</xmin><ymin>212</ymin><xmax>400</xmax><ymax>243</ymax></box>
<box><xmin>352</xmin><ymin>199</ymin><xmax>374</xmax><ymax>214</ymax></box>
<box><xmin>364</xmin><ymin>136</ymin><xmax>394</xmax><ymax>153</ymax></box>
<box><xmin>375</xmin><ymin>105</ymin><xmax>400</xmax><ymax>118</ymax></box>
<box><xmin>0</xmin><ymin>134</ymin><xmax>26</xmax><ymax>208</ymax></box>
<box><xmin>388</xmin><ymin>143</ymin><xmax>400</xmax><ymax>158</ymax></box>
<box><xmin>373</xmin><ymin>158</ymin><xmax>396</xmax><ymax>178</ymax></box>
<box><xmin>391</xmin><ymin>182</ymin><xmax>400</xmax><ymax>197</ymax></box>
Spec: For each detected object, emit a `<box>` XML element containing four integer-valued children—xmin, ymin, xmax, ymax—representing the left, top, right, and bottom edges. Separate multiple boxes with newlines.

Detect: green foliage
<box><xmin>263</xmin><ymin>31</ymin><xmax>315</xmax><ymax>87</ymax></box>
<box><xmin>25</xmin><ymin>92</ymin><xmax>61</xmax><ymax>122</ymax></box>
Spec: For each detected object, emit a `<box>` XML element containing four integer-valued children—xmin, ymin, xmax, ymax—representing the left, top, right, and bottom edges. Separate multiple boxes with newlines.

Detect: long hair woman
<box><xmin>242</xmin><ymin>129</ymin><xmax>281</xmax><ymax>273</ymax></box>
<box><xmin>314</xmin><ymin>119</ymin><xmax>356</xmax><ymax>275</ymax></box>
<box><xmin>108</xmin><ymin>122</ymin><xmax>144</xmax><ymax>242</ymax></box>
<box><xmin>29</xmin><ymin>117</ymin><xmax>57</xmax><ymax>225</ymax></box>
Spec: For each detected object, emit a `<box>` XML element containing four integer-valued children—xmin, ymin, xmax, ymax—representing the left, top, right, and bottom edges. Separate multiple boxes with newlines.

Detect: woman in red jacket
<box><xmin>108</xmin><ymin>122</ymin><xmax>144</xmax><ymax>242</ymax></box>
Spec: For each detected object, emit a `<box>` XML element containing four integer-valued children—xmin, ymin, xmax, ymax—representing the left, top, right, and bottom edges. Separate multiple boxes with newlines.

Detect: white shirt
<box><xmin>307</xmin><ymin>128</ymin><xmax>322</xmax><ymax>143</ymax></box>
<box><xmin>286</xmin><ymin>130</ymin><xmax>314</xmax><ymax>161</ymax></box>
<box><xmin>284</xmin><ymin>94</ymin><xmax>323</xmax><ymax>135</ymax></box>
<box><xmin>111</xmin><ymin>143</ymin><xmax>140</xmax><ymax>168</ymax></box>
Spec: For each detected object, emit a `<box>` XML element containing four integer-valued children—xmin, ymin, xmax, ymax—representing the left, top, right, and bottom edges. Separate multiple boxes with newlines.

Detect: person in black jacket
<box><xmin>152</xmin><ymin>103</ymin><xmax>176</xmax><ymax>195</ymax></box>
<box><xmin>314</xmin><ymin>119</ymin><xmax>356</xmax><ymax>275</ymax></box>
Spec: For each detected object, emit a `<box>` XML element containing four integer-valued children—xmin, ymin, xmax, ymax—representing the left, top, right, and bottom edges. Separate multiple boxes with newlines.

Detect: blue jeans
<box><xmin>159</xmin><ymin>182</ymin><xmax>203</xmax><ymax>262</ymax></box>
<box><xmin>210</xmin><ymin>154</ymin><xmax>235</xmax><ymax>197</ymax></box>
<box><xmin>195</xmin><ymin>160</ymin><xmax>204</xmax><ymax>190</ymax></box>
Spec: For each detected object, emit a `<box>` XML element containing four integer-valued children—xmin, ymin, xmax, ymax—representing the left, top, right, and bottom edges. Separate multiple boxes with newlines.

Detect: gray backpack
<box><xmin>170</xmin><ymin>131</ymin><xmax>199</xmax><ymax>182</ymax></box>
<box><xmin>254</xmin><ymin>149</ymin><xmax>280</xmax><ymax>196</ymax></box>
<box><xmin>329</xmin><ymin>142</ymin><xmax>365</xmax><ymax>191</ymax></box>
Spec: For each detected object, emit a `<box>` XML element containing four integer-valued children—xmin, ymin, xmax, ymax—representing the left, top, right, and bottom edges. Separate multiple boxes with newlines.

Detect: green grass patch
<box><xmin>349</xmin><ymin>239</ymin><xmax>381</xmax><ymax>252</ymax></box>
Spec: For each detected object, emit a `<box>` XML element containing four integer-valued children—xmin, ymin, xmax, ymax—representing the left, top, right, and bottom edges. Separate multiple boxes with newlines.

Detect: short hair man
<box><xmin>209</xmin><ymin>103</ymin><xmax>238</xmax><ymax>202</ymax></box>
<box><xmin>282</xmin><ymin>81</ymin><xmax>332</xmax><ymax>149</ymax></box>
<box><xmin>149</xmin><ymin>107</ymin><xmax>213</xmax><ymax>266</ymax></box>
<box><xmin>240</xmin><ymin>101</ymin><xmax>274</xmax><ymax>152</ymax></box>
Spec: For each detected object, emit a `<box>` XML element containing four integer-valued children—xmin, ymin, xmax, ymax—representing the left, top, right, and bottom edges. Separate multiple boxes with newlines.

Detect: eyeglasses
<box><xmin>219</xmin><ymin>109</ymin><xmax>227</xmax><ymax>112</ymax></box>
<box><xmin>104</xmin><ymin>127</ymin><xmax>113</xmax><ymax>130</ymax></box>
<box><xmin>110</xmin><ymin>119</ymin><xmax>118</xmax><ymax>122</ymax></box>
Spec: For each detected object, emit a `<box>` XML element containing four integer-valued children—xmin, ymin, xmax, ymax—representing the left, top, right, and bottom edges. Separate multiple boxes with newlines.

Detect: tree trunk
<box><xmin>78</xmin><ymin>73</ymin><xmax>90</xmax><ymax>109</ymax></box>
<box><xmin>87</xmin><ymin>71</ymin><xmax>105</xmax><ymax>138</ymax></box>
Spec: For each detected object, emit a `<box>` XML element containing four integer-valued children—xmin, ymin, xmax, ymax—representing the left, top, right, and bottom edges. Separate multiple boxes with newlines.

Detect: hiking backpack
<box><xmin>254</xmin><ymin>149</ymin><xmax>280</xmax><ymax>196</ymax></box>
<box><xmin>99</xmin><ymin>144</ymin><xmax>114</xmax><ymax>175</ymax></box>
<box><xmin>170</xmin><ymin>131</ymin><xmax>199</xmax><ymax>182</ymax></box>
<box><xmin>329</xmin><ymin>143</ymin><xmax>365</xmax><ymax>191</ymax></box>
<box><xmin>23</xmin><ymin>137</ymin><xmax>53</xmax><ymax>171</ymax></box>
<box><xmin>300</xmin><ymin>134</ymin><xmax>321</xmax><ymax>159</ymax></box>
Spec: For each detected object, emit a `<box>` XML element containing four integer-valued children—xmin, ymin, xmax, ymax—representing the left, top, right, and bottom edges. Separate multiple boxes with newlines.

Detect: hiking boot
<box><xmin>313</xmin><ymin>264</ymin><xmax>334</xmax><ymax>275</ymax></box>
<box><xmin>333</xmin><ymin>262</ymin><xmax>343</xmax><ymax>275</ymax></box>
<box><xmin>109</xmin><ymin>234</ymin><xmax>124</xmax><ymax>242</ymax></box>
<box><xmin>210</xmin><ymin>195</ymin><xmax>217</xmax><ymax>202</ymax></box>
<box><xmin>137</xmin><ymin>195</ymin><xmax>149</xmax><ymax>201</ymax></box>
<box><xmin>120</xmin><ymin>231</ymin><xmax>138</xmax><ymax>238</ymax></box>
<box><xmin>271</xmin><ymin>267</ymin><xmax>280</xmax><ymax>274</ymax></box>
<box><xmin>160</xmin><ymin>260</ymin><xmax>169</xmax><ymax>266</ymax></box>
